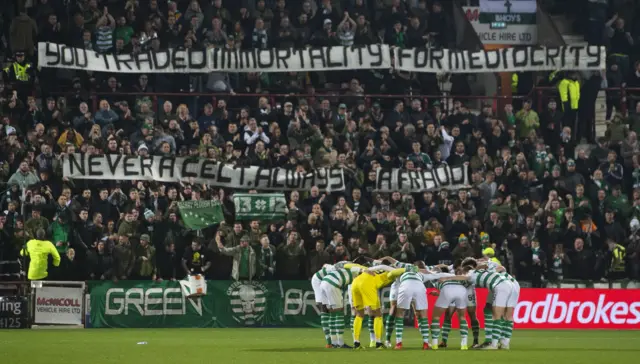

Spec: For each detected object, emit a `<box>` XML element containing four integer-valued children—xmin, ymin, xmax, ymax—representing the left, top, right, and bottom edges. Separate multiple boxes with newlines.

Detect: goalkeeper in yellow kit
<box><xmin>351</xmin><ymin>265</ymin><xmax>406</xmax><ymax>349</ymax></box>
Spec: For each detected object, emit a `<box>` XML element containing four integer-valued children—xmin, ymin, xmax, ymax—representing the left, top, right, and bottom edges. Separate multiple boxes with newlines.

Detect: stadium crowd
<box><xmin>0</xmin><ymin>0</ymin><xmax>639</xmax><ymax>287</ymax></box>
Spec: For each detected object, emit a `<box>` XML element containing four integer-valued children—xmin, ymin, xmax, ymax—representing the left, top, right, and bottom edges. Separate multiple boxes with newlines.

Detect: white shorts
<box><xmin>311</xmin><ymin>275</ymin><xmax>323</xmax><ymax>304</ymax></box>
<box><xmin>447</xmin><ymin>285</ymin><xmax>474</xmax><ymax>308</ymax></box>
<box><xmin>507</xmin><ymin>280</ymin><xmax>520</xmax><ymax>308</ymax></box>
<box><xmin>389</xmin><ymin>280</ymin><xmax>400</xmax><ymax>302</ymax></box>
<box><xmin>492</xmin><ymin>281</ymin><xmax>514</xmax><ymax>308</ymax></box>
<box><xmin>347</xmin><ymin>284</ymin><xmax>353</xmax><ymax>307</ymax></box>
<box><xmin>319</xmin><ymin>281</ymin><xmax>344</xmax><ymax>309</ymax></box>
<box><xmin>436</xmin><ymin>284</ymin><xmax>468</xmax><ymax>309</ymax></box>
<box><xmin>486</xmin><ymin>290</ymin><xmax>494</xmax><ymax>307</ymax></box>
<box><xmin>466</xmin><ymin>285</ymin><xmax>477</xmax><ymax>307</ymax></box>
<box><xmin>397</xmin><ymin>280</ymin><xmax>428</xmax><ymax>311</ymax></box>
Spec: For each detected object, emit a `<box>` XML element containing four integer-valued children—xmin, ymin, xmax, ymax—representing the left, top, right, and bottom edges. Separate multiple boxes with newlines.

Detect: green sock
<box><xmin>335</xmin><ymin>312</ymin><xmax>345</xmax><ymax>346</ymax></box>
<box><xmin>484</xmin><ymin>306</ymin><xmax>493</xmax><ymax>343</ymax></box>
<box><xmin>329</xmin><ymin>312</ymin><xmax>337</xmax><ymax>345</ymax></box>
<box><xmin>367</xmin><ymin>315</ymin><xmax>375</xmax><ymax>342</ymax></box>
<box><xmin>430</xmin><ymin>322</ymin><xmax>440</xmax><ymax>341</ymax></box>
<box><xmin>394</xmin><ymin>316</ymin><xmax>404</xmax><ymax>344</ymax></box>
<box><xmin>321</xmin><ymin>312</ymin><xmax>331</xmax><ymax>344</ymax></box>
<box><xmin>460</xmin><ymin>318</ymin><xmax>469</xmax><ymax>339</ymax></box>
<box><xmin>492</xmin><ymin>319</ymin><xmax>505</xmax><ymax>346</ymax></box>
<box><xmin>418</xmin><ymin>317</ymin><xmax>430</xmax><ymax>344</ymax></box>
<box><xmin>504</xmin><ymin>320</ymin><xmax>513</xmax><ymax>345</ymax></box>
<box><xmin>460</xmin><ymin>317</ymin><xmax>469</xmax><ymax>347</ymax></box>
<box><xmin>441</xmin><ymin>315</ymin><xmax>452</xmax><ymax>343</ymax></box>
<box><xmin>505</xmin><ymin>320</ymin><xmax>514</xmax><ymax>339</ymax></box>
<box><xmin>385</xmin><ymin>314</ymin><xmax>395</xmax><ymax>342</ymax></box>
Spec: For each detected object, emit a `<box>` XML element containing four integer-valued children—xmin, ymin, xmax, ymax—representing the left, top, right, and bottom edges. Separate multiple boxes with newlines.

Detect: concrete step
<box><xmin>562</xmin><ymin>34</ymin><xmax>587</xmax><ymax>45</ymax></box>
<box><xmin>595</xmin><ymin>123</ymin><xmax>607</xmax><ymax>137</ymax></box>
<box><xmin>575</xmin><ymin>143</ymin><xmax>596</xmax><ymax>157</ymax></box>
<box><xmin>550</xmin><ymin>15</ymin><xmax>573</xmax><ymax>35</ymax></box>
<box><xmin>594</xmin><ymin>90</ymin><xmax>607</xmax><ymax>137</ymax></box>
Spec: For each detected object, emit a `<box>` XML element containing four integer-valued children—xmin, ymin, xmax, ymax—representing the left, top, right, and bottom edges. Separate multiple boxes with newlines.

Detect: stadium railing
<box><xmin>49</xmin><ymin>87</ymin><xmax>640</xmax><ymax>118</ymax></box>
<box><xmin>50</xmin><ymin>91</ymin><xmax>529</xmax><ymax>116</ymax></box>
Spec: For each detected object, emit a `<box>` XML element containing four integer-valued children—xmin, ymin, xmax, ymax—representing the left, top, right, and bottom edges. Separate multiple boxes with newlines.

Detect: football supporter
<box><xmin>0</xmin><ymin>0</ymin><xmax>636</xmax><ymax>297</ymax></box>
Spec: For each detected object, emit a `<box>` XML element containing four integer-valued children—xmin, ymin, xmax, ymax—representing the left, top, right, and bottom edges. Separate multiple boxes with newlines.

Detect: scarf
<box><xmin>394</xmin><ymin>31</ymin><xmax>405</xmax><ymax>47</ymax></box>
<box><xmin>261</xmin><ymin>246</ymin><xmax>274</xmax><ymax>275</ymax></box>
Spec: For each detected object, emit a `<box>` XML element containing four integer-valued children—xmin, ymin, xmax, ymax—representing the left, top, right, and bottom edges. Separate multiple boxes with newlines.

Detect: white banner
<box><xmin>63</xmin><ymin>153</ymin><xmax>345</xmax><ymax>192</ymax></box>
<box><xmin>395</xmin><ymin>45</ymin><xmax>605</xmax><ymax>73</ymax></box>
<box><xmin>38</xmin><ymin>42</ymin><xmax>605</xmax><ymax>73</ymax></box>
<box><xmin>34</xmin><ymin>286</ymin><xmax>84</xmax><ymax>325</ymax></box>
<box><xmin>38</xmin><ymin>42</ymin><xmax>390</xmax><ymax>73</ymax></box>
<box><xmin>180</xmin><ymin>275</ymin><xmax>207</xmax><ymax>298</ymax></box>
<box><xmin>375</xmin><ymin>166</ymin><xmax>470</xmax><ymax>193</ymax></box>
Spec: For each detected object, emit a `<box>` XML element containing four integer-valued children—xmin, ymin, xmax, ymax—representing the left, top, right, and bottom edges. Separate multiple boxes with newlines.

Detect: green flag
<box><xmin>233</xmin><ymin>193</ymin><xmax>287</xmax><ymax>221</ymax></box>
<box><xmin>177</xmin><ymin>200</ymin><xmax>224</xmax><ymax>230</ymax></box>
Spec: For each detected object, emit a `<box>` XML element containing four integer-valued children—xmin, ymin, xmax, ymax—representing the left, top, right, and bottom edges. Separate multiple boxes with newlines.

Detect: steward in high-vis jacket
<box><xmin>20</xmin><ymin>229</ymin><xmax>60</xmax><ymax>280</ymax></box>
<box><xmin>558</xmin><ymin>72</ymin><xmax>580</xmax><ymax>129</ymax></box>
<box><xmin>3</xmin><ymin>50</ymin><xmax>35</xmax><ymax>102</ymax></box>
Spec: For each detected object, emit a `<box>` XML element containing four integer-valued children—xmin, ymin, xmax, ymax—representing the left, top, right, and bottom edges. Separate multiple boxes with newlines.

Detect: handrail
<box><xmin>54</xmin><ymin>87</ymin><xmax>640</xmax><ymax>98</ymax></box>
<box><xmin>49</xmin><ymin>91</ymin><xmax>529</xmax><ymax>115</ymax></box>
<box><xmin>533</xmin><ymin>86</ymin><xmax>636</xmax><ymax>115</ymax></box>
<box><xmin>51</xmin><ymin>91</ymin><xmax>528</xmax><ymax>99</ymax></box>
<box><xmin>49</xmin><ymin>86</ymin><xmax>639</xmax><ymax>115</ymax></box>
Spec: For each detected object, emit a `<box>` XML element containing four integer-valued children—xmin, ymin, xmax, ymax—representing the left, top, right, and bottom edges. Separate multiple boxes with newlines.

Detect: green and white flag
<box><xmin>233</xmin><ymin>193</ymin><xmax>287</xmax><ymax>221</ymax></box>
<box><xmin>177</xmin><ymin>200</ymin><xmax>224</xmax><ymax>230</ymax></box>
<box><xmin>479</xmin><ymin>0</ymin><xmax>536</xmax><ymax>24</ymax></box>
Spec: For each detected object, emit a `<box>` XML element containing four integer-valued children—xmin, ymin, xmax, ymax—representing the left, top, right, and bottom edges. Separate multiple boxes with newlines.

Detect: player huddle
<box><xmin>311</xmin><ymin>254</ymin><xmax>520</xmax><ymax>350</ymax></box>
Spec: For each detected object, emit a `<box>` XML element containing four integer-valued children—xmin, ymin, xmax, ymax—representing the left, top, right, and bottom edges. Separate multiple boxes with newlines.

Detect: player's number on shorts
<box><xmin>468</xmin><ymin>294</ymin><xmax>476</xmax><ymax>303</ymax></box>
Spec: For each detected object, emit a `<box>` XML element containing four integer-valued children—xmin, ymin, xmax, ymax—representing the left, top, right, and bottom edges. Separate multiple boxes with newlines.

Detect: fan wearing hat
<box><xmin>515</xmin><ymin>98</ymin><xmax>539</xmax><ymax>139</ymax></box>
<box><xmin>334</xmin><ymin>103</ymin><xmax>348</xmax><ymax>132</ymax></box>
<box><xmin>138</xmin><ymin>143</ymin><xmax>149</xmax><ymax>155</ymax></box>
<box><xmin>452</xmin><ymin>234</ymin><xmax>474</xmax><ymax>262</ymax></box>
<box><xmin>216</xmin><ymin>234</ymin><xmax>257</xmax><ymax>281</ymax></box>
<box><xmin>482</xmin><ymin>247</ymin><xmax>501</xmax><ymax>265</ymax></box>
<box><xmin>134</xmin><ymin>234</ymin><xmax>157</xmax><ymax>280</ymax></box>
<box><xmin>4</xmin><ymin>50</ymin><xmax>35</xmax><ymax>100</ymax></box>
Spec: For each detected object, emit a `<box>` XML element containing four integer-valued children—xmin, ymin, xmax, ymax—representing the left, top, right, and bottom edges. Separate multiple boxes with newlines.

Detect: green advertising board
<box><xmin>88</xmin><ymin>280</ymin><xmax>329</xmax><ymax>328</ymax></box>
<box><xmin>89</xmin><ymin>280</ymin><xmax>215</xmax><ymax>328</ymax></box>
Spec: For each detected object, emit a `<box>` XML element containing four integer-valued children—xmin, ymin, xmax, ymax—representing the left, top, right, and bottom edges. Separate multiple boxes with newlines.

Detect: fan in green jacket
<box><xmin>50</xmin><ymin>217</ymin><xmax>69</xmax><ymax>254</ymax></box>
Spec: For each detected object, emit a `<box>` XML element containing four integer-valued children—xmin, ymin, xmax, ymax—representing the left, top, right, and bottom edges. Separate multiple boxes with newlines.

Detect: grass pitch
<box><xmin>1</xmin><ymin>328</ymin><xmax>638</xmax><ymax>364</ymax></box>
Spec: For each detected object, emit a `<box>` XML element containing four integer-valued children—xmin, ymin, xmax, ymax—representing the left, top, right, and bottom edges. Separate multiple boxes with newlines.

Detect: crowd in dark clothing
<box><xmin>0</xmin><ymin>0</ymin><xmax>638</xmax><ymax>287</ymax></box>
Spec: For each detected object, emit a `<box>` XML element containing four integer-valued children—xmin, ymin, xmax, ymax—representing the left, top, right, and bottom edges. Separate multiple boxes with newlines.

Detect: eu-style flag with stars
<box><xmin>177</xmin><ymin>200</ymin><xmax>224</xmax><ymax>230</ymax></box>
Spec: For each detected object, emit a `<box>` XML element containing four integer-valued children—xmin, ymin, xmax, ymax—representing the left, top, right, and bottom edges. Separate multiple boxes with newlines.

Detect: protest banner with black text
<box><xmin>39</xmin><ymin>43</ymin><xmax>605</xmax><ymax>74</ymax></box>
<box><xmin>38</xmin><ymin>42</ymin><xmax>391</xmax><ymax>73</ymax></box>
<box><xmin>376</xmin><ymin>166</ymin><xmax>470</xmax><ymax>193</ymax></box>
<box><xmin>233</xmin><ymin>193</ymin><xmax>287</xmax><ymax>221</ymax></box>
<box><xmin>393</xmin><ymin>45</ymin><xmax>605</xmax><ymax>73</ymax></box>
<box><xmin>63</xmin><ymin>154</ymin><xmax>345</xmax><ymax>192</ymax></box>
<box><xmin>177</xmin><ymin>200</ymin><xmax>225</xmax><ymax>230</ymax></box>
